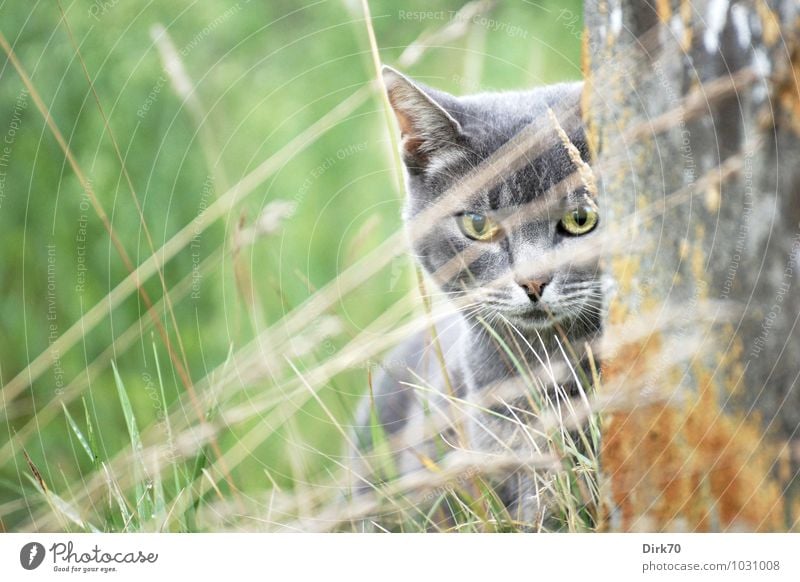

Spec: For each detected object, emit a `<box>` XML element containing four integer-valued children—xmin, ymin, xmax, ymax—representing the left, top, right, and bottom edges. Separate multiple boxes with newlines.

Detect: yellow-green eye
<box><xmin>559</xmin><ymin>206</ymin><xmax>598</xmax><ymax>235</ymax></box>
<box><xmin>459</xmin><ymin>212</ymin><xmax>501</xmax><ymax>241</ymax></box>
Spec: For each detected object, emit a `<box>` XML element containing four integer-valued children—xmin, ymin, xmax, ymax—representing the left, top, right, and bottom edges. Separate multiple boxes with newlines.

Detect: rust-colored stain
<box><xmin>601</xmin><ymin>334</ymin><xmax>785</xmax><ymax>532</ymax></box>
<box><xmin>602</xmin><ymin>329</ymin><xmax>662</xmax><ymax>385</ymax></box>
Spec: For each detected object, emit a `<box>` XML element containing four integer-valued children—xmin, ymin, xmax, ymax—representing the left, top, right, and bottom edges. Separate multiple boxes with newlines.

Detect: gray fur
<box><xmin>353</xmin><ymin>67</ymin><xmax>602</xmax><ymax>528</ymax></box>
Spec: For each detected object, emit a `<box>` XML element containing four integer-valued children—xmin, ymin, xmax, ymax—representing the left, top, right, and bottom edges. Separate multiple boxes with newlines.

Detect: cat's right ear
<box><xmin>382</xmin><ymin>65</ymin><xmax>463</xmax><ymax>173</ymax></box>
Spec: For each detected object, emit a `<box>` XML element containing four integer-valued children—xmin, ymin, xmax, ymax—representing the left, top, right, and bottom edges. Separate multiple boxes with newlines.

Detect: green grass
<box><xmin>0</xmin><ymin>0</ymin><xmax>585</xmax><ymax>532</ymax></box>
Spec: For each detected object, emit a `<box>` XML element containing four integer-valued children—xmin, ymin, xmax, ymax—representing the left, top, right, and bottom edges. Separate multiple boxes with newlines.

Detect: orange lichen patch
<box><xmin>607</xmin><ymin>247</ymin><xmax>650</xmax><ymax>324</ymax></box>
<box><xmin>607</xmin><ymin>254</ymin><xmax>642</xmax><ymax>325</ymax></box>
<box><xmin>611</xmin><ymin>254</ymin><xmax>642</xmax><ymax>296</ymax></box>
<box><xmin>679</xmin><ymin>0</ymin><xmax>693</xmax><ymax>52</ymax></box>
<box><xmin>582</xmin><ymin>30</ymin><xmax>600</xmax><ymax>161</ymax></box>
<box><xmin>608</xmin><ymin>300</ymin><xmax>629</xmax><ymax>326</ymax></box>
<box><xmin>720</xmin><ymin>333</ymin><xmax>746</xmax><ymax>397</ymax></box>
<box><xmin>603</xmin><ymin>405</ymin><xmax>688</xmax><ymax>531</ymax></box>
<box><xmin>708</xmin><ymin>419</ymin><xmax>781</xmax><ymax>529</ymax></box>
<box><xmin>691</xmin><ymin>251</ymin><xmax>708</xmax><ymax>300</ymax></box>
<box><xmin>756</xmin><ymin>1</ymin><xmax>781</xmax><ymax>47</ymax></box>
<box><xmin>601</xmin><ymin>344</ymin><xmax>785</xmax><ymax>532</ymax></box>
<box><xmin>792</xmin><ymin>495</ymin><xmax>800</xmax><ymax>532</ymax></box>
<box><xmin>581</xmin><ymin>27</ymin><xmax>591</xmax><ymax>80</ymax></box>
<box><xmin>655</xmin><ymin>0</ymin><xmax>672</xmax><ymax>23</ymax></box>
<box><xmin>678</xmin><ymin>239</ymin><xmax>690</xmax><ymax>259</ymax></box>
<box><xmin>704</xmin><ymin>182</ymin><xmax>721</xmax><ymax>212</ymax></box>
<box><xmin>640</xmin><ymin>294</ymin><xmax>661</xmax><ymax>315</ymax></box>
<box><xmin>776</xmin><ymin>45</ymin><xmax>800</xmax><ymax>137</ymax></box>
<box><xmin>602</xmin><ymin>330</ymin><xmax>663</xmax><ymax>386</ymax></box>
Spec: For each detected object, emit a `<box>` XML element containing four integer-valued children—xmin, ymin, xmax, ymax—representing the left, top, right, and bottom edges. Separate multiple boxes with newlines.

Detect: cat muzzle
<box><xmin>518</xmin><ymin>278</ymin><xmax>551</xmax><ymax>302</ymax></box>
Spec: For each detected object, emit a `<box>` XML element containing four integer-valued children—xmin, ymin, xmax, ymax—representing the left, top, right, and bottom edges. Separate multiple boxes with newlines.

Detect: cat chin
<box><xmin>500</xmin><ymin>308</ymin><xmax>572</xmax><ymax>331</ymax></box>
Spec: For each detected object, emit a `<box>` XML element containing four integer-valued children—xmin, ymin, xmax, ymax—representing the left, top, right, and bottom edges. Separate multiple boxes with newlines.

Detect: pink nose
<box><xmin>519</xmin><ymin>278</ymin><xmax>550</xmax><ymax>301</ymax></box>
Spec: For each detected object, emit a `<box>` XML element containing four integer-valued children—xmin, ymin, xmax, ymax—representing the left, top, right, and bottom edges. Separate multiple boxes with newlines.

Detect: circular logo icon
<box><xmin>19</xmin><ymin>542</ymin><xmax>46</xmax><ymax>570</ymax></box>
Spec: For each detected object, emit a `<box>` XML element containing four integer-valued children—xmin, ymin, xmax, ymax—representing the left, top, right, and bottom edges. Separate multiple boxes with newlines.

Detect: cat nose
<box><xmin>518</xmin><ymin>278</ymin><xmax>550</xmax><ymax>302</ymax></box>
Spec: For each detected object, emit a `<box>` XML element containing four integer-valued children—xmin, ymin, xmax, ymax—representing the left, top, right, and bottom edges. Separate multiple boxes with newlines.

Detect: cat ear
<box><xmin>382</xmin><ymin>65</ymin><xmax>463</xmax><ymax>172</ymax></box>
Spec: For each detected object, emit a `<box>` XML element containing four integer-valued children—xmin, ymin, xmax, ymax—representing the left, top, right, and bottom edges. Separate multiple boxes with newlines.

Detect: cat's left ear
<box><xmin>382</xmin><ymin>65</ymin><xmax>464</xmax><ymax>173</ymax></box>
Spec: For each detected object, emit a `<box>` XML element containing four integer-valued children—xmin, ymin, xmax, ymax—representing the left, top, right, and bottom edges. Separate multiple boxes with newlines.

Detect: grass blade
<box><xmin>62</xmin><ymin>403</ymin><xmax>95</xmax><ymax>464</ymax></box>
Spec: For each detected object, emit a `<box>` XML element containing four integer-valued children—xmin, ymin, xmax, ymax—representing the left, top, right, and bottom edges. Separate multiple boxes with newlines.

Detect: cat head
<box><xmin>383</xmin><ymin>66</ymin><xmax>601</xmax><ymax>331</ymax></box>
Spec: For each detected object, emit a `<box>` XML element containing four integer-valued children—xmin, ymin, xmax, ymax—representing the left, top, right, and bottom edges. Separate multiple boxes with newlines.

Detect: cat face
<box><xmin>384</xmin><ymin>67</ymin><xmax>602</xmax><ymax>331</ymax></box>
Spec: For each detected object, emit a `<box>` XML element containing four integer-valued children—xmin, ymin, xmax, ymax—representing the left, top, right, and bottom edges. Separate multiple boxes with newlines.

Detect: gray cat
<box><xmin>352</xmin><ymin>66</ymin><xmax>603</xmax><ymax>530</ymax></box>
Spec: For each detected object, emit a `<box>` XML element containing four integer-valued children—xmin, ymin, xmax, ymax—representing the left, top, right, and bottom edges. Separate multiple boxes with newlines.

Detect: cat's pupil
<box><xmin>471</xmin><ymin>214</ymin><xmax>486</xmax><ymax>233</ymax></box>
<box><xmin>574</xmin><ymin>208</ymin><xmax>587</xmax><ymax>226</ymax></box>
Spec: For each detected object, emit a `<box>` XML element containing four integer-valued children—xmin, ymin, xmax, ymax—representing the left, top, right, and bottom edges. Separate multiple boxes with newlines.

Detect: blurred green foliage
<box><xmin>0</xmin><ymin>0</ymin><xmax>582</xmax><ymax>530</ymax></box>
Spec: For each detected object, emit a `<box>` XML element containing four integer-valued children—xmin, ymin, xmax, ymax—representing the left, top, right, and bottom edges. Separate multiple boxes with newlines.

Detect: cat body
<box><xmin>353</xmin><ymin>67</ymin><xmax>602</xmax><ymax>527</ymax></box>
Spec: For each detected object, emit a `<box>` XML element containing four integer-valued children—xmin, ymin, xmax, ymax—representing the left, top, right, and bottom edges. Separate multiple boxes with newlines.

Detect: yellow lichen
<box><xmin>611</xmin><ymin>254</ymin><xmax>641</xmax><ymax>297</ymax></box>
<box><xmin>756</xmin><ymin>1</ymin><xmax>781</xmax><ymax>47</ymax></box>
<box><xmin>777</xmin><ymin>45</ymin><xmax>800</xmax><ymax>137</ymax></box>
<box><xmin>679</xmin><ymin>0</ymin><xmax>693</xmax><ymax>52</ymax></box>
<box><xmin>690</xmin><ymin>225</ymin><xmax>708</xmax><ymax>300</ymax></box>
<box><xmin>608</xmin><ymin>300</ymin><xmax>629</xmax><ymax>326</ymax></box>
<box><xmin>582</xmin><ymin>29</ymin><xmax>601</xmax><ymax>161</ymax></box>
<box><xmin>704</xmin><ymin>183</ymin><xmax>721</xmax><ymax>212</ymax></box>
<box><xmin>656</xmin><ymin>0</ymin><xmax>672</xmax><ymax>23</ymax></box>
